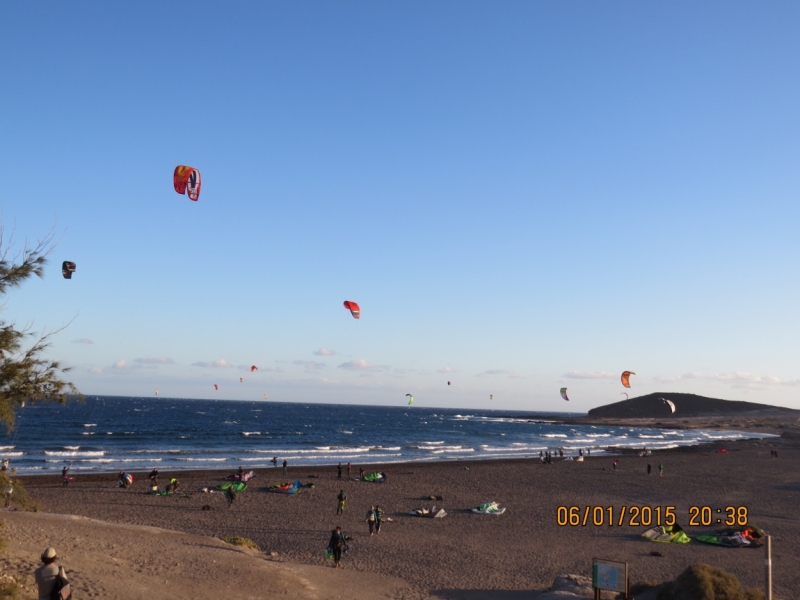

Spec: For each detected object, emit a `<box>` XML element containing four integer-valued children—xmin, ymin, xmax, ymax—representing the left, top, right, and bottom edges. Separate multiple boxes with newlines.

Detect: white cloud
<box><xmin>192</xmin><ymin>359</ymin><xmax>234</xmax><ymax>368</ymax></box>
<box><xmin>339</xmin><ymin>359</ymin><xmax>380</xmax><ymax>371</ymax></box>
<box><xmin>88</xmin><ymin>366</ymin><xmax>102</xmax><ymax>374</ymax></box>
<box><xmin>134</xmin><ymin>356</ymin><xmax>175</xmax><ymax>366</ymax></box>
<box><xmin>564</xmin><ymin>371</ymin><xmax>616</xmax><ymax>380</ymax></box>
<box><xmin>653</xmin><ymin>371</ymin><xmax>800</xmax><ymax>390</ymax></box>
<box><xmin>478</xmin><ymin>369</ymin><xmax>523</xmax><ymax>378</ymax></box>
<box><xmin>314</xmin><ymin>348</ymin><xmax>336</xmax><ymax>356</ymax></box>
<box><xmin>111</xmin><ymin>359</ymin><xmax>130</xmax><ymax>369</ymax></box>
<box><xmin>437</xmin><ymin>366</ymin><xmax>455</xmax><ymax>373</ymax></box>
<box><xmin>293</xmin><ymin>361</ymin><xmax>326</xmax><ymax>371</ymax></box>
<box><xmin>72</xmin><ymin>338</ymin><xmax>94</xmax><ymax>344</ymax></box>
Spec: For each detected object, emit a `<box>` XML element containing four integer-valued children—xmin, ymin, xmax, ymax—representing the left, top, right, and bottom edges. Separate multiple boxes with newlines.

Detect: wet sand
<box><xmin>6</xmin><ymin>422</ymin><xmax>800</xmax><ymax>598</ymax></box>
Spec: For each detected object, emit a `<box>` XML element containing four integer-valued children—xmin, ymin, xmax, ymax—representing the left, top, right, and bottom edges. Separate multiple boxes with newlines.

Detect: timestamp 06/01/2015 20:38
<box><xmin>556</xmin><ymin>505</ymin><xmax>749</xmax><ymax>528</ymax></box>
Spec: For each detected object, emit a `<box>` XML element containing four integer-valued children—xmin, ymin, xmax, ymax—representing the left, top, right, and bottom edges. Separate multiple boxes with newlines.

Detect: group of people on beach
<box><xmin>337</xmin><ymin>461</ymin><xmax>365</xmax><ymax>480</ymax></box>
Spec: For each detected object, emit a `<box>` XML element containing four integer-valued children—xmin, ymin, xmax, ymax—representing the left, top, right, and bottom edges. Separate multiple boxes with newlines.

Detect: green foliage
<box><xmin>0</xmin><ymin>228</ymin><xmax>81</xmax><ymax>431</ymax></box>
<box><xmin>658</xmin><ymin>564</ymin><xmax>765</xmax><ymax>600</ymax></box>
<box><xmin>221</xmin><ymin>536</ymin><xmax>260</xmax><ymax>550</ymax></box>
<box><xmin>0</xmin><ymin>473</ymin><xmax>36</xmax><ymax>512</ymax></box>
<box><xmin>0</xmin><ymin>579</ymin><xmax>20</xmax><ymax>600</ymax></box>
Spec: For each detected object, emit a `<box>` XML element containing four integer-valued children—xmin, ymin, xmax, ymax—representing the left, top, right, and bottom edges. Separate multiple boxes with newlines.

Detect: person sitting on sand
<box><xmin>366</xmin><ymin>505</ymin><xmax>376</xmax><ymax>536</ymax></box>
<box><xmin>328</xmin><ymin>526</ymin><xmax>348</xmax><ymax>568</ymax></box>
<box><xmin>35</xmin><ymin>547</ymin><xmax>68</xmax><ymax>600</ymax></box>
<box><xmin>336</xmin><ymin>490</ymin><xmax>346</xmax><ymax>515</ymax></box>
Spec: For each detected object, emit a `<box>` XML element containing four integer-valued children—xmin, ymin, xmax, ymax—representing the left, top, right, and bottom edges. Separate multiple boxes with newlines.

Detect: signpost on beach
<box><xmin>592</xmin><ymin>559</ymin><xmax>628</xmax><ymax>599</ymax></box>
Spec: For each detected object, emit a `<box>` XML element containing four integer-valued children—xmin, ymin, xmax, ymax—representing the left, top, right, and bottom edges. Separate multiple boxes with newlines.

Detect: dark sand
<box><xmin>10</xmin><ymin>421</ymin><xmax>800</xmax><ymax>598</ymax></box>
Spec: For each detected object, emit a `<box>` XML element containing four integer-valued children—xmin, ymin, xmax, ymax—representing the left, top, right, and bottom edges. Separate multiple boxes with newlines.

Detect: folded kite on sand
<box><xmin>217</xmin><ymin>482</ymin><xmax>247</xmax><ymax>492</ymax></box>
<box><xmin>472</xmin><ymin>502</ymin><xmax>506</xmax><ymax>515</ymax></box>
<box><xmin>696</xmin><ymin>527</ymin><xmax>764</xmax><ymax>548</ymax></box>
<box><xmin>267</xmin><ymin>481</ymin><xmax>302</xmax><ymax>494</ymax></box>
<box><xmin>641</xmin><ymin>524</ymin><xmax>691</xmax><ymax>544</ymax></box>
<box><xmin>360</xmin><ymin>472</ymin><xmax>386</xmax><ymax>483</ymax></box>
<box><xmin>226</xmin><ymin>470</ymin><xmax>256</xmax><ymax>482</ymax></box>
<box><xmin>409</xmin><ymin>507</ymin><xmax>447</xmax><ymax>518</ymax></box>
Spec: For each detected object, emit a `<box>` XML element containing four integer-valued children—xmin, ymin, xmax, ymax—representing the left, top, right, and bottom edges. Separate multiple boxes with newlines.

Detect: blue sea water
<box><xmin>0</xmin><ymin>397</ymin><xmax>767</xmax><ymax>474</ymax></box>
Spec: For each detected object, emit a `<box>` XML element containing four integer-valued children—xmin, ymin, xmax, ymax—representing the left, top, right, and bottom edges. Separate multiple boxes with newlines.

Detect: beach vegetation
<box><xmin>0</xmin><ymin>227</ymin><xmax>81</xmax><ymax>431</ymax></box>
<box><xmin>221</xmin><ymin>536</ymin><xmax>260</xmax><ymax>550</ymax></box>
<box><xmin>0</xmin><ymin>578</ymin><xmax>20</xmax><ymax>600</ymax></box>
<box><xmin>657</xmin><ymin>564</ymin><xmax>765</xmax><ymax>600</ymax></box>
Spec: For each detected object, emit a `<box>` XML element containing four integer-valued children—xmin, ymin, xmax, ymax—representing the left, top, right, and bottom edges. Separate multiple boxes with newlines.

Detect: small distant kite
<box><xmin>447</xmin><ymin>381</ymin><xmax>451</xmax><ymax>386</ymax></box>
<box><xmin>621</xmin><ymin>392</ymin><xmax>628</xmax><ymax>400</ymax></box>
<box><xmin>490</xmin><ymin>394</ymin><xmax>493</xmax><ymax>400</ymax></box>
<box><xmin>343</xmin><ymin>300</ymin><xmax>360</xmax><ymax>319</ymax></box>
<box><xmin>62</xmin><ymin>261</ymin><xmax>76</xmax><ymax>279</ymax></box>
<box><xmin>560</xmin><ymin>388</ymin><xmax>569</xmax><ymax>401</ymax></box>
<box><xmin>263</xmin><ymin>394</ymin><xmax>268</xmax><ymax>399</ymax></box>
<box><xmin>659</xmin><ymin>398</ymin><xmax>676</xmax><ymax>414</ymax></box>
<box><xmin>250</xmin><ymin>365</ymin><xmax>258</xmax><ymax>372</ymax></box>
<box><xmin>173</xmin><ymin>165</ymin><xmax>202</xmax><ymax>201</ymax></box>
<box><xmin>155</xmin><ymin>389</ymin><xmax>159</xmax><ymax>396</ymax></box>
<box><xmin>213</xmin><ymin>384</ymin><xmax>219</xmax><ymax>391</ymax></box>
<box><xmin>239</xmin><ymin>378</ymin><xmax>243</xmax><ymax>383</ymax></box>
<box><xmin>406</xmin><ymin>393</ymin><xmax>414</xmax><ymax>405</ymax></box>
<box><xmin>621</xmin><ymin>371</ymin><xmax>635</xmax><ymax>388</ymax></box>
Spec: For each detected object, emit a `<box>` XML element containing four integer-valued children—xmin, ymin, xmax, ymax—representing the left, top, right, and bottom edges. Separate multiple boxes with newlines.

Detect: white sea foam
<box><xmin>0</xmin><ymin>446</ymin><xmax>15</xmax><ymax>450</ymax></box>
<box><xmin>45</xmin><ymin>451</ymin><xmax>105</xmax><ymax>457</ymax></box>
<box><xmin>242</xmin><ymin>432</ymin><xmax>261</xmax><ymax>436</ymax></box>
<box><xmin>64</xmin><ymin>446</ymin><xmax>80</xmax><ymax>450</ymax></box>
<box><xmin>0</xmin><ymin>452</ymin><xmax>23</xmax><ymax>457</ymax></box>
<box><xmin>83</xmin><ymin>424</ymin><xmax>97</xmax><ymax>427</ymax></box>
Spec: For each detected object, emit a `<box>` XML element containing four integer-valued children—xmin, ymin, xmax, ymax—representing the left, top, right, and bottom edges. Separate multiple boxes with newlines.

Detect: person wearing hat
<box><xmin>35</xmin><ymin>547</ymin><xmax>68</xmax><ymax>600</ymax></box>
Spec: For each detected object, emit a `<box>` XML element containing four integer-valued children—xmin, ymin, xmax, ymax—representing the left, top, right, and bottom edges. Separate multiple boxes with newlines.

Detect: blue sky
<box><xmin>1</xmin><ymin>2</ymin><xmax>799</xmax><ymax>411</ymax></box>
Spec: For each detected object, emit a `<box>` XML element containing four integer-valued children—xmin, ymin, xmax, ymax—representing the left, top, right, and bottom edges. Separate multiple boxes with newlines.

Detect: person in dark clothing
<box><xmin>347</xmin><ymin>462</ymin><xmax>352</xmax><ymax>478</ymax></box>
<box><xmin>337</xmin><ymin>463</ymin><xmax>342</xmax><ymax>479</ymax></box>
<box><xmin>328</xmin><ymin>526</ymin><xmax>348</xmax><ymax>568</ymax></box>
<box><xmin>336</xmin><ymin>490</ymin><xmax>346</xmax><ymax>515</ymax></box>
<box><xmin>237</xmin><ymin>465</ymin><xmax>244</xmax><ymax>478</ymax></box>
<box><xmin>283</xmin><ymin>459</ymin><xmax>288</xmax><ymax>475</ymax></box>
<box><xmin>375</xmin><ymin>505</ymin><xmax>384</xmax><ymax>534</ymax></box>
<box><xmin>647</xmin><ymin>463</ymin><xmax>652</xmax><ymax>475</ymax></box>
<box><xmin>148</xmin><ymin>467</ymin><xmax>159</xmax><ymax>487</ymax></box>
<box><xmin>62</xmin><ymin>466</ymin><xmax>70</xmax><ymax>487</ymax></box>
<box><xmin>272</xmin><ymin>456</ymin><xmax>278</xmax><ymax>467</ymax></box>
<box><xmin>612</xmin><ymin>460</ymin><xmax>618</xmax><ymax>471</ymax></box>
<box><xmin>359</xmin><ymin>466</ymin><xmax>365</xmax><ymax>479</ymax></box>
<box><xmin>226</xmin><ymin>484</ymin><xmax>236</xmax><ymax>508</ymax></box>
<box><xmin>366</xmin><ymin>505</ymin><xmax>376</xmax><ymax>535</ymax></box>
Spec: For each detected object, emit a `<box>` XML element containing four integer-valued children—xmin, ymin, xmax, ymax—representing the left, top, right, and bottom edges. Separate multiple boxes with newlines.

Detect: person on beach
<box><xmin>347</xmin><ymin>462</ymin><xmax>352</xmax><ymax>478</ymax></box>
<box><xmin>283</xmin><ymin>459</ymin><xmax>288</xmax><ymax>475</ymax></box>
<box><xmin>647</xmin><ymin>463</ymin><xmax>652</xmax><ymax>475</ymax></box>
<box><xmin>35</xmin><ymin>547</ymin><xmax>68</xmax><ymax>600</ymax></box>
<box><xmin>587</xmin><ymin>449</ymin><xmax>590</xmax><ymax>456</ymax></box>
<box><xmin>166</xmin><ymin>478</ymin><xmax>179</xmax><ymax>494</ymax></box>
<box><xmin>272</xmin><ymin>456</ymin><xmax>278</xmax><ymax>467</ymax></box>
<box><xmin>1</xmin><ymin>459</ymin><xmax>8</xmax><ymax>472</ymax></box>
<box><xmin>658</xmin><ymin>463</ymin><xmax>664</xmax><ymax>477</ymax></box>
<box><xmin>612</xmin><ymin>460</ymin><xmax>618</xmax><ymax>471</ymax></box>
<box><xmin>237</xmin><ymin>465</ymin><xmax>244</xmax><ymax>479</ymax></box>
<box><xmin>336</xmin><ymin>490</ymin><xmax>346</xmax><ymax>515</ymax></box>
<box><xmin>148</xmin><ymin>467</ymin><xmax>159</xmax><ymax>487</ymax></box>
<box><xmin>366</xmin><ymin>505</ymin><xmax>376</xmax><ymax>535</ymax></box>
<box><xmin>337</xmin><ymin>463</ymin><xmax>342</xmax><ymax>479</ymax></box>
<box><xmin>359</xmin><ymin>466</ymin><xmax>365</xmax><ymax>479</ymax></box>
<box><xmin>62</xmin><ymin>466</ymin><xmax>70</xmax><ymax>487</ymax></box>
<box><xmin>118</xmin><ymin>471</ymin><xmax>130</xmax><ymax>488</ymax></box>
<box><xmin>375</xmin><ymin>505</ymin><xmax>384</xmax><ymax>535</ymax></box>
<box><xmin>328</xmin><ymin>526</ymin><xmax>348</xmax><ymax>568</ymax></box>
<box><xmin>226</xmin><ymin>484</ymin><xmax>236</xmax><ymax>508</ymax></box>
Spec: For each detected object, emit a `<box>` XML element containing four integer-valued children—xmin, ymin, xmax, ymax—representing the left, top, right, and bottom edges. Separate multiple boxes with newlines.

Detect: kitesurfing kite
<box><xmin>343</xmin><ymin>300</ymin><xmax>360</xmax><ymax>319</ymax></box>
<box><xmin>263</xmin><ymin>394</ymin><xmax>268</xmax><ymax>399</ymax></box>
<box><xmin>621</xmin><ymin>371</ymin><xmax>635</xmax><ymax>388</ymax></box>
<box><xmin>660</xmin><ymin>398</ymin><xmax>676</xmax><ymax>414</ymax></box>
<box><xmin>250</xmin><ymin>365</ymin><xmax>258</xmax><ymax>372</ymax></box>
<box><xmin>490</xmin><ymin>394</ymin><xmax>493</xmax><ymax>400</ymax></box>
<box><xmin>214</xmin><ymin>384</ymin><xmax>219</xmax><ymax>391</ymax></box>
<box><xmin>447</xmin><ymin>381</ymin><xmax>451</xmax><ymax>386</ymax></box>
<box><xmin>621</xmin><ymin>392</ymin><xmax>628</xmax><ymax>400</ymax></box>
<box><xmin>560</xmin><ymin>388</ymin><xmax>569</xmax><ymax>401</ymax></box>
<box><xmin>239</xmin><ymin>378</ymin><xmax>243</xmax><ymax>383</ymax></box>
<box><xmin>173</xmin><ymin>165</ymin><xmax>202</xmax><ymax>201</ymax></box>
<box><xmin>62</xmin><ymin>261</ymin><xmax>76</xmax><ymax>279</ymax></box>
<box><xmin>406</xmin><ymin>393</ymin><xmax>414</xmax><ymax>405</ymax></box>
<box><xmin>155</xmin><ymin>389</ymin><xmax>159</xmax><ymax>396</ymax></box>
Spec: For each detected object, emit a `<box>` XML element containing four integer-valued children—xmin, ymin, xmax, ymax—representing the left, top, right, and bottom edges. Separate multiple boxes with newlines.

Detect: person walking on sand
<box><xmin>148</xmin><ymin>467</ymin><xmax>159</xmax><ymax>487</ymax></box>
<box><xmin>366</xmin><ymin>505</ymin><xmax>376</xmax><ymax>536</ymax></box>
<box><xmin>612</xmin><ymin>459</ymin><xmax>618</xmax><ymax>471</ymax></box>
<box><xmin>336</xmin><ymin>490</ymin><xmax>346</xmax><ymax>515</ymax></box>
<box><xmin>359</xmin><ymin>466</ymin><xmax>365</xmax><ymax>479</ymax></box>
<box><xmin>328</xmin><ymin>526</ymin><xmax>348</xmax><ymax>568</ymax></box>
<box><xmin>647</xmin><ymin>463</ymin><xmax>652</xmax><ymax>475</ymax></box>
<box><xmin>347</xmin><ymin>462</ymin><xmax>352</xmax><ymax>478</ymax></box>
<box><xmin>35</xmin><ymin>547</ymin><xmax>69</xmax><ymax>600</ymax></box>
<box><xmin>375</xmin><ymin>505</ymin><xmax>384</xmax><ymax>535</ymax></box>
<box><xmin>337</xmin><ymin>463</ymin><xmax>342</xmax><ymax>479</ymax></box>
<box><xmin>226</xmin><ymin>483</ymin><xmax>237</xmax><ymax>508</ymax></box>
<box><xmin>283</xmin><ymin>459</ymin><xmax>288</xmax><ymax>475</ymax></box>
<box><xmin>658</xmin><ymin>463</ymin><xmax>664</xmax><ymax>477</ymax></box>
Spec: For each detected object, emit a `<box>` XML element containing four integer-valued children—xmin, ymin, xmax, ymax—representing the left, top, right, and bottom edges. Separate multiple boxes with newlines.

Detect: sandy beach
<box><xmin>4</xmin><ymin>420</ymin><xmax>799</xmax><ymax>598</ymax></box>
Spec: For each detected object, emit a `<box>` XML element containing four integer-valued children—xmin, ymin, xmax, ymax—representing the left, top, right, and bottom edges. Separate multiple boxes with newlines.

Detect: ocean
<box><xmin>0</xmin><ymin>396</ymin><xmax>766</xmax><ymax>474</ymax></box>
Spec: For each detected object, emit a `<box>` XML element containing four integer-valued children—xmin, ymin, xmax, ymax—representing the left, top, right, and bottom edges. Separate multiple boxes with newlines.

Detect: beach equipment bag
<box><xmin>325</xmin><ymin>547</ymin><xmax>334</xmax><ymax>560</ymax></box>
<box><xmin>50</xmin><ymin>566</ymin><xmax>71</xmax><ymax>600</ymax></box>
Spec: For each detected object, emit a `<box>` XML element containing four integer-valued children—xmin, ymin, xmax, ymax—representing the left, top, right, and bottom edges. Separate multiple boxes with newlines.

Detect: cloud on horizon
<box><xmin>293</xmin><ymin>361</ymin><xmax>326</xmax><ymax>371</ymax></box>
<box><xmin>653</xmin><ymin>371</ymin><xmax>800</xmax><ymax>389</ymax></box>
<box><xmin>72</xmin><ymin>338</ymin><xmax>94</xmax><ymax>344</ymax></box>
<box><xmin>437</xmin><ymin>366</ymin><xmax>455</xmax><ymax>373</ymax></box>
<box><xmin>314</xmin><ymin>348</ymin><xmax>336</xmax><ymax>356</ymax></box>
<box><xmin>478</xmin><ymin>369</ymin><xmax>524</xmax><ymax>379</ymax></box>
<box><xmin>338</xmin><ymin>359</ymin><xmax>386</xmax><ymax>372</ymax></box>
<box><xmin>134</xmin><ymin>356</ymin><xmax>175</xmax><ymax>366</ymax></box>
<box><xmin>564</xmin><ymin>370</ymin><xmax>616</xmax><ymax>380</ymax></box>
<box><xmin>192</xmin><ymin>359</ymin><xmax>234</xmax><ymax>368</ymax></box>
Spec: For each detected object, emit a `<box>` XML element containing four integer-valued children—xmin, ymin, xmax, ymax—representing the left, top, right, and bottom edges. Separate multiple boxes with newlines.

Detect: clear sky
<box><xmin>1</xmin><ymin>2</ymin><xmax>799</xmax><ymax>412</ymax></box>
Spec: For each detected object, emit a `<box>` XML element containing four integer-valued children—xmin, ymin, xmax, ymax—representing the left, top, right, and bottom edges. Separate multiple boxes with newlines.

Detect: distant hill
<box><xmin>587</xmin><ymin>393</ymin><xmax>799</xmax><ymax>419</ymax></box>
